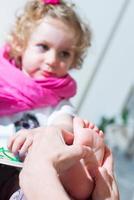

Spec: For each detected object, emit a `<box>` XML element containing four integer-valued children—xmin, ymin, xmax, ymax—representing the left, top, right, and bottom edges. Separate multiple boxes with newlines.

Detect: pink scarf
<box><xmin>0</xmin><ymin>46</ymin><xmax>77</xmax><ymax>116</ymax></box>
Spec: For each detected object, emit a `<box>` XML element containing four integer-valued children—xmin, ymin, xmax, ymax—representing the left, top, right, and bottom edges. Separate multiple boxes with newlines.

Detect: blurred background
<box><xmin>1</xmin><ymin>0</ymin><xmax>134</xmax><ymax>199</ymax></box>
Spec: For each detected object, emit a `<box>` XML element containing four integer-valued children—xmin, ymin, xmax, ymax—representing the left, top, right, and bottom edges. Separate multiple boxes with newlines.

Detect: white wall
<box><xmin>0</xmin><ymin>0</ymin><xmax>133</xmax><ymax>124</ymax></box>
<box><xmin>72</xmin><ymin>0</ymin><xmax>134</xmax><ymax>124</ymax></box>
<box><xmin>0</xmin><ymin>0</ymin><xmax>27</xmax><ymax>44</ymax></box>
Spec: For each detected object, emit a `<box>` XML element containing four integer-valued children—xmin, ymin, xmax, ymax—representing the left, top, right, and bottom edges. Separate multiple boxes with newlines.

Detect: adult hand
<box><xmin>19</xmin><ymin>126</ymin><xmax>98</xmax><ymax>200</ymax></box>
<box><xmin>91</xmin><ymin>146</ymin><xmax>120</xmax><ymax>200</ymax></box>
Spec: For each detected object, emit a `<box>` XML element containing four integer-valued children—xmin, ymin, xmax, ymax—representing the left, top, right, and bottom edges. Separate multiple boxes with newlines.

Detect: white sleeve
<box><xmin>0</xmin><ymin>124</ymin><xmax>15</xmax><ymax>148</ymax></box>
<box><xmin>47</xmin><ymin>100</ymin><xmax>77</xmax><ymax>125</ymax></box>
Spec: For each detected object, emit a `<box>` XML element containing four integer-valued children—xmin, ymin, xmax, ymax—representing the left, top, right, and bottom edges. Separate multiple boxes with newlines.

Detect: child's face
<box><xmin>22</xmin><ymin>17</ymin><xmax>76</xmax><ymax>79</ymax></box>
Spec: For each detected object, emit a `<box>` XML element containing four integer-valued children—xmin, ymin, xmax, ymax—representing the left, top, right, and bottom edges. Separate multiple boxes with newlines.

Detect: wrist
<box><xmin>20</xmin><ymin>163</ymin><xmax>70</xmax><ymax>200</ymax></box>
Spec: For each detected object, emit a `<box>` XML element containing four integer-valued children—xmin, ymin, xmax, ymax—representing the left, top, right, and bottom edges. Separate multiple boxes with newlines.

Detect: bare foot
<box><xmin>73</xmin><ymin>116</ymin><xmax>105</xmax><ymax>166</ymax></box>
<box><xmin>60</xmin><ymin>117</ymin><xmax>100</xmax><ymax>200</ymax></box>
<box><xmin>60</xmin><ymin>116</ymin><xmax>105</xmax><ymax>200</ymax></box>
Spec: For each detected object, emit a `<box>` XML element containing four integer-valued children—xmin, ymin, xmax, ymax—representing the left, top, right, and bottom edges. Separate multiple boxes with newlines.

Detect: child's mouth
<box><xmin>43</xmin><ymin>71</ymin><xmax>56</xmax><ymax>77</ymax></box>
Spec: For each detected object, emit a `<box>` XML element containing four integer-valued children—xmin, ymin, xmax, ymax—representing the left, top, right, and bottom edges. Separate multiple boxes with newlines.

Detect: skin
<box><xmin>73</xmin><ymin>117</ymin><xmax>105</xmax><ymax>165</ymax></box>
<box><xmin>19</xmin><ymin>16</ymin><xmax>76</xmax><ymax>145</ymax></box>
<box><xmin>60</xmin><ymin>117</ymin><xmax>105</xmax><ymax>199</ymax></box>
<box><xmin>8</xmin><ymin>117</ymin><xmax>106</xmax><ymax>200</ymax></box>
<box><xmin>92</xmin><ymin>146</ymin><xmax>120</xmax><ymax>200</ymax></box>
<box><xmin>19</xmin><ymin>126</ymin><xmax>119</xmax><ymax>200</ymax></box>
<box><xmin>22</xmin><ymin>17</ymin><xmax>76</xmax><ymax>79</ymax></box>
<box><xmin>19</xmin><ymin>126</ymin><xmax>98</xmax><ymax>200</ymax></box>
<box><xmin>8</xmin><ymin>117</ymin><xmax>104</xmax><ymax>163</ymax></box>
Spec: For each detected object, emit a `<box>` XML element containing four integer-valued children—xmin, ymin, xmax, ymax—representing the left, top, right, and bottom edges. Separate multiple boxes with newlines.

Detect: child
<box><xmin>0</xmin><ymin>0</ymin><xmax>105</xmax><ymax>199</ymax></box>
<box><xmin>0</xmin><ymin>0</ymin><xmax>91</xmax><ymax>141</ymax></box>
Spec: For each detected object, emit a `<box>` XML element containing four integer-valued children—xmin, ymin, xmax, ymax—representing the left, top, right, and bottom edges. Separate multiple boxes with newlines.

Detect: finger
<box><xmin>55</xmin><ymin>145</ymin><xmax>98</xmax><ymax>173</ymax></box>
<box><xmin>82</xmin><ymin>146</ymin><xmax>98</xmax><ymax>170</ymax></box>
<box><xmin>61</xmin><ymin>129</ymin><xmax>74</xmax><ymax>145</ymax></box>
<box><xmin>93</xmin><ymin>166</ymin><xmax>109</xmax><ymax>184</ymax></box>
<box><xmin>7</xmin><ymin>135</ymin><xmax>16</xmax><ymax>151</ymax></box>
<box><xmin>19</xmin><ymin>137</ymin><xmax>33</xmax><ymax>158</ymax></box>
<box><xmin>103</xmin><ymin>146</ymin><xmax>113</xmax><ymax>173</ymax></box>
<box><xmin>11</xmin><ymin>136</ymin><xmax>27</xmax><ymax>155</ymax></box>
<box><xmin>7</xmin><ymin>129</ymin><xmax>29</xmax><ymax>151</ymax></box>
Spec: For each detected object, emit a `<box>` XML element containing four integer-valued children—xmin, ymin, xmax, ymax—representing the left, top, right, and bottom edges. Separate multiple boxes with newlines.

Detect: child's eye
<box><xmin>60</xmin><ymin>51</ymin><xmax>70</xmax><ymax>59</ymax></box>
<box><xmin>37</xmin><ymin>44</ymin><xmax>49</xmax><ymax>52</ymax></box>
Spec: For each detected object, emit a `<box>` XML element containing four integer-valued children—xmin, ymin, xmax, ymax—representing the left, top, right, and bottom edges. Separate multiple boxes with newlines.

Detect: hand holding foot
<box><xmin>92</xmin><ymin>146</ymin><xmax>120</xmax><ymax>200</ymax></box>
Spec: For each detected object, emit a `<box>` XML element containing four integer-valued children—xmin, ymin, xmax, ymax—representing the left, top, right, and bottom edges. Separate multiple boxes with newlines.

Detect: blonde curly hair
<box><xmin>7</xmin><ymin>0</ymin><xmax>92</xmax><ymax>68</ymax></box>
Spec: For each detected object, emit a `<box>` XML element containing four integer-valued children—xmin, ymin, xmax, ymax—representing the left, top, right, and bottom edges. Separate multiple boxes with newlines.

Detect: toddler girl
<box><xmin>0</xmin><ymin>0</ymin><xmax>91</xmax><ymax>143</ymax></box>
<box><xmin>0</xmin><ymin>0</ymin><xmax>104</xmax><ymax>199</ymax></box>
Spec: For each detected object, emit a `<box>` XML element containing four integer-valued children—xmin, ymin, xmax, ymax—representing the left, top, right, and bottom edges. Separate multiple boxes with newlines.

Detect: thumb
<box><xmin>62</xmin><ymin>129</ymin><xmax>74</xmax><ymax>145</ymax></box>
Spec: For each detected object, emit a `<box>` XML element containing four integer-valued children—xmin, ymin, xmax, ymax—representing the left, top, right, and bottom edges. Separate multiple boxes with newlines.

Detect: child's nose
<box><xmin>45</xmin><ymin>50</ymin><xmax>58</xmax><ymax>67</ymax></box>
